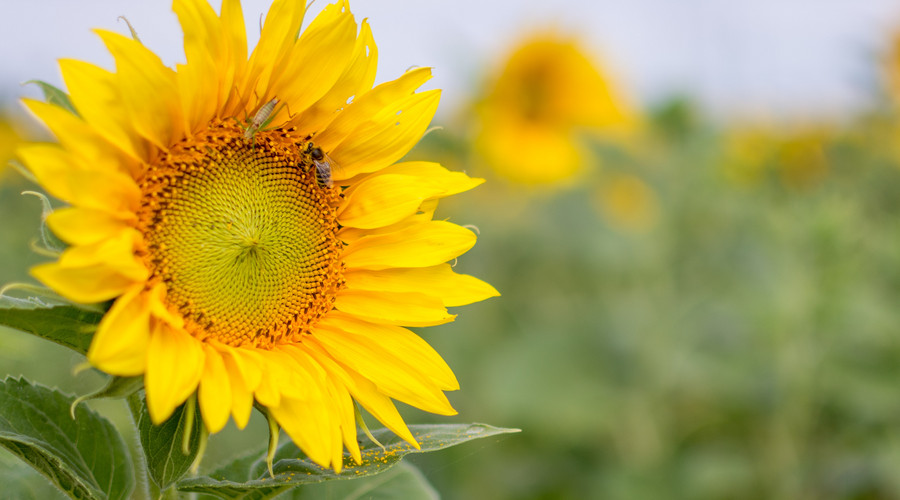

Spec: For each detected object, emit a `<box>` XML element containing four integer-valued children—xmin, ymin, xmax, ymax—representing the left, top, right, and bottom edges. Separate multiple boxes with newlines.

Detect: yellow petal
<box><xmin>17</xmin><ymin>144</ymin><xmax>140</xmax><ymax>215</ymax></box>
<box><xmin>314</xmin><ymin>67</ymin><xmax>433</xmax><ymax>151</ymax></box>
<box><xmin>174</xmin><ymin>0</ymin><xmax>224</xmax><ymax>132</ymax></box>
<box><xmin>217</xmin><ymin>0</ymin><xmax>247</xmax><ymax>114</ymax></box>
<box><xmin>293</xmin><ymin>19</ymin><xmax>377</xmax><ymax>134</ymax></box>
<box><xmin>338</xmin><ymin>174</ymin><xmax>442</xmax><ymax>229</ymax></box>
<box><xmin>329</xmin><ymin>90</ymin><xmax>440</xmax><ymax>179</ymax></box>
<box><xmin>375</xmin><ymin>161</ymin><xmax>485</xmax><ymax>198</ymax></box>
<box><xmin>87</xmin><ymin>285</ymin><xmax>150</xmax><ymax>376</ymax></box>
<box><xmin>239</xmin><ymin>0</ymin><xmax>307</xmax><ymax>112</ymax></box>
<box><xmin>305</xmin><ymin>343</ymin><xmax>418</xmax><ymax>448</ymax></box>
<box><xmin>198</xmin><ymin>345</ymin><xmax>232</xmax><ymax>433</ymax></box>
<box><xmin>58</xmin><ymin>58</ymin><xmax>147</xmax><ymax>160</ymax></box>
<box><xmin>279</xmin><ymin>345</ymin><xmax>328</xmax><ymax>387</ymax></box>
<box><xmin>270</xmin><ymin>393</ymin><xmax>335</xmax><ymax>470</ymax></box>
<box><xmin>221</xmin><ymin>346</ymin><xmax>264</xmax><ymax>392</ymax></box>
<box><xmin>297</xmin><ymin>345</ymin><xmax>362</xmax><ymax>464</ymax></box>
<box><xmin>253</xmin><ymin>349</ymin><xmax>312</xmax><ymax>409</ymax></box>
<box><xmin>31</xmin><ymin>262</ymin><xmax>135</xmax><ymax>304</ymax></box>
<box><xmin>145</xmin><ymin>324</ymin><xmax>205</xmax><ymax>424</ymax></box>
<box><xmin>312</xmin><ymin>323</ymin><xmax>456</xmax><ymax>414</ymax></box>
<box><xmin>22</xmin><ymin>99</ymin><xmax>134</xmax><ymax>175</ymax></box>
<box><xmin>56</xmin><ymin>229</ymin><xmax>147</xmax><ymax>282</ymax></box>
<box><xmin>220</xmin><ymin>350</ymin><xmax>253</xmax><ymax>429</ymax></box>
<box><xmin>322</xmin><ymin>375</ymin><xmax>356</xmax><ymax>468</ymax></box>
<box><xmin>95</xmin><ymin>29</ymin><xmax>183</xmax><ymax>149</ymax></box>
<box><xmin>342</xmin><ymin>220</ymin><xmax>476</xmax><ymax>270</ymax></box>
<box><xmin>269</xmin><ymin>346</ymin><xmax>324</xmax><ymax>401</ymax></box>
<box><xmin>277</xmin><ymin>364</ymin><xmax>348</xmax><ymax>472</ymax></box>
<box><xmin>147</xmin><ymin>284</ymin><xmax>185</xmax><ymax>329</ymax></box>
<box><xmin>334</xmin><ymin>289</ymin><xmax>455</xmax><ymax>327</ymax></box>
<box><xmin>31</xmin><ymin>230</ymin><xmax>147</xmax><ymax>304</ymax></box>
<box><xmin>46</xmin><ymin>207</ymin><xmax>135</xmax><ymax>246</ymax></box>
<box><xmin>343</xmin><ymin>264</ymin><xmax>500</xmax><ymax>307</ymax></box>
<box><xmin>269</xmin><ymin>0</ymin><xmax>357</xmax><ymax>123</ymax></box>
<box><xmin>351</xmin><ymin>381</ymin><xmax>419</xmax><ymax>448</ymax></box>
<box><xmin>319</xmin><ymin>312</ymin><xmax>458</xmax><ymax>390</ymax></box>
<box><xmin>338</xmin><ymin>206</ymin><xmax>436</xmax><ymax>244</ymax></box>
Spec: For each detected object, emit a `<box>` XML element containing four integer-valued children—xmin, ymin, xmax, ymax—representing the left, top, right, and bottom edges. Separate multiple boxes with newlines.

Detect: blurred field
<box><xmin>403</xmin><ymin>98</ymin><xmax>900</xmax><ymax>499</ymax></box>
<box><xmin>5</xmin><ymin>37</ymin><xmax>900</xmax><ymax>500</ymax></box>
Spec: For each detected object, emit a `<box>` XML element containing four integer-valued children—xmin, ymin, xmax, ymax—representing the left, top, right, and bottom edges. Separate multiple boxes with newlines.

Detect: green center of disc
<box><xmin>141</xmin><ymin>129</ymin><xmax>342</xmax><ymax>347</ymax></box>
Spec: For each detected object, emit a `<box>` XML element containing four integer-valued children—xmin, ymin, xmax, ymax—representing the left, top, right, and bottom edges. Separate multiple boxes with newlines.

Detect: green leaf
<box><xmin>25</xmin><ymin>80</ymin><xmax>79</xmax><ymax>116</ymax></box>
<box><xmin>177</xmin><ymin>423</ymin><xmax>519</xmax><ymax>498</ymax></box>
<box><xmin>0</xmin><ymin>447</ymin><xmax>69</xmax><ymax>500</ymax></box>
<box><xmin>0</xmin><ymin>286</ymin><xmax>104</xmax><ymax>355</ymax></box>
<box><xmin>0</xmin><ymin>377</ymin><xmax>134</xmax><ymax>500</ymax></box>
<box><xmin>128</xmin><ymin>392</ymin><xmax>202</xmax><ymax>493</ymax></box>
<box><xmin>280</xmin><ymin>462</ymin><xmax>439</xmax><ymax>500</ymax></box>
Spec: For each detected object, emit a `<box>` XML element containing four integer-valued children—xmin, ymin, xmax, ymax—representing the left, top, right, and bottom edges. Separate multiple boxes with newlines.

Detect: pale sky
<box><xmin>1</xmin><ymin>0</ymin><xmax>899</xmax><ymax>120</ymax></box>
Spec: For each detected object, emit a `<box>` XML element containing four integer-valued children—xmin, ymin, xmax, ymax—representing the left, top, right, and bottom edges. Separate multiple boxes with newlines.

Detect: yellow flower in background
<box><xmin>722</xmin><ymin>124</ymin><xmax>829</xmax><ymax>189</ymax></box>
<box><xmin>476</xmin><ymin>34</ymin><xmax>635</xmax><ymax>185</ymax></box>
<box><xmin>594</xmin><ymin>173</ymin><xmax>659</xmax><ymax>232</ymax></box>
<box><xmin>776</xmin><ymin>131</ymin><xmax>829</xmax><ymax>188</ymax></box>
<box><xmin>721</xmin><ymin>127</ymin><xmax>773</xmax><ymax>186</ymax></box>
<box><xmin>19</xmin><ymin>0</ymin><xmax>497</xmax><ymax>472</ymax></box>
<box><xmin>0</xmin><ymin>117</ymin><xmax>21</xmax><ymax>175</ymax></box>
<box><xmin>885</xmin><ymin>27</ymin><xmax>900</xmax><ymax>105</ymax></box>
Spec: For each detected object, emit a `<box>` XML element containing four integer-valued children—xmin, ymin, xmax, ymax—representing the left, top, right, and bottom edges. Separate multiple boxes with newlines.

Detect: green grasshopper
<box><xmin>242</xmin><ymin>97</ymin><xmax>281</xmax><ymax>143</ymax></box>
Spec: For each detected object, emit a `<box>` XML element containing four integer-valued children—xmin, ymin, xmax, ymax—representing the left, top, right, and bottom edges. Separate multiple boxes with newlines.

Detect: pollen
<box><xmin>137</xmin><ymin>121</ymin><xmax>344</xmax><ymax>349</ymax></box>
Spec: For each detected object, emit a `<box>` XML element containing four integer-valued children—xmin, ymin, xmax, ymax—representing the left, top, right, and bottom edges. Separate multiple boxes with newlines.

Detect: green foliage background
<box><xmin>5</xmin><ymin>95</ymin><xmax>900</xmax><ymax>499</ymax></box>
<box><xmin>406</xmin><ymin>101</ymin><xmax>900</xmax><ymax>499</ymax></box>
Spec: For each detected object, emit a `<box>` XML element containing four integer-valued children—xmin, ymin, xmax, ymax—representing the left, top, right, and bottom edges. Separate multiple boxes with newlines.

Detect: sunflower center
<box><xmin>137</xmin><ymin>122</ymin><xmax>344</xmax><ymax>349</ymax></box>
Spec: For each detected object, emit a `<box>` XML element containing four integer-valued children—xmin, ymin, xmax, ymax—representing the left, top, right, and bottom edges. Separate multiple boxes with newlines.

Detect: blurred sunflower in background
<box><xmin>884</xmin><ymin>27</ymin><xmax>900</xmax><ymax>107</ymax></box>
<box><xmin>475</xmin><ymin>34</ymin><xmax>636</xmax><ymax>186</ymax></box>
<box><xmin>722</xmin><ymin>124</ymin><xmax>831</xmax><ymax>190</ymax></box>
<box><xmin>19</xmin><ymin>0</ymin><xmax>496</xmax><ymax>472</ymax></box>
<box><xmin>0</xmin><ymin>115</ymin><xmax>21</xmax><ymax>177</ymax></box>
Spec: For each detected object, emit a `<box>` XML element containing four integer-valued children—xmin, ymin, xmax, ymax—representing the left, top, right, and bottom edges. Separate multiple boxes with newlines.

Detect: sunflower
<box><xmin>19</xmin><ymin>0</ymin><xmax>497</xmax><ymax>472</ymax></box>
<box><xmin>722</xmin><ymin>124</ymin><xmax>830</xmax><ymax>190</ymax></box>
<box><xmin>476</xmin><ymin>34</ymin><xmax>635</xmax><ymax>185</ymax></box>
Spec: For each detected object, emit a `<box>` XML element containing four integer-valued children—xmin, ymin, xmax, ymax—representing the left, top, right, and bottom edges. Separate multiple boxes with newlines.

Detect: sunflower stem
<box><xmin>182</xmin><ymin>395</ymin><xmax>197</xmax><ymax>455</ymax></box>
<box><xmin>265</xmin><ymin>410</ymin><xmax>279</xmax><ymax>478</ymax></box>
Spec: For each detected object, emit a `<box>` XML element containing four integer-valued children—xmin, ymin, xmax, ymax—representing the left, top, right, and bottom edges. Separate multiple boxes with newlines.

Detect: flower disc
<box><xmin>139</xmin><ymin>123</ymin><xmax>343</xmax><ymax>349</ymax></box>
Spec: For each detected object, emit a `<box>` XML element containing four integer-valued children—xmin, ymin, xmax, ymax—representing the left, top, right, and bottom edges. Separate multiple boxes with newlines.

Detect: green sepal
<box><xmin>21</xmin><ymin>190</ymin><xmax>66</xmax><ymax>254</ymax></box>
<box><xmin>70</xmin><ymin>376</ymin><xmax>143</xmax><ymax>419</ymax></box>
<box><xmin>24</xmin><ymin>80</ymin><xmax>79</xmax><ymax>116</ymax></box>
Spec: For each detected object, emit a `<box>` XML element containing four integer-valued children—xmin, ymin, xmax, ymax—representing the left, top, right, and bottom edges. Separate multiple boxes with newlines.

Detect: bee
<box><xmin>243</xmin><ymin>97</ymin><xmax>279</xmax><ymax>142</ymax></box>
<box><xmin>305</xmin><ymin>142</ymin><xmax>339</xmax><ymax>188</ymax></box>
